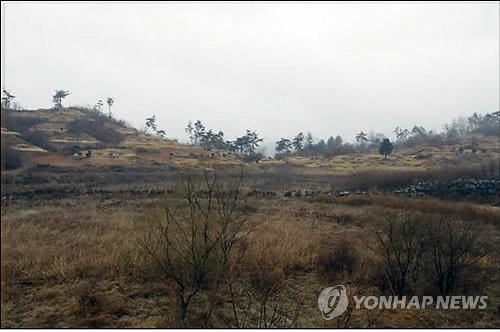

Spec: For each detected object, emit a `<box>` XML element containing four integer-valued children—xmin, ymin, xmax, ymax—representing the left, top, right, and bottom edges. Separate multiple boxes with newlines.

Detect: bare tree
<box><xmin>370</xmin><ymin>211</ymin><xmax>488</xmax><ymax>297</ymax></box>
<box><xmin>423</xmin><ymin>216</ymin><xmax>485</xmax><ymax>296</ymax></box>
<box><xmin>135</xmin><ymin>167</ymin><xmax>252</xmax><ymax>322</ymax></box>
<box><xmin>369</xmin><ymin>210</ymin><xmax>425</xmax><ymax>296</ymax></box>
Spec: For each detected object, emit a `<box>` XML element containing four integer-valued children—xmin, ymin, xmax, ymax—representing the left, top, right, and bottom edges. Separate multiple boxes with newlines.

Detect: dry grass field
<box><xmin>1</xmin><ymin>109</ymin><xmax>499</xmax><ymax>328</ymax></box>
<box><xmin>2</xmin><ymin>188</ymin><xmax>499</xmax><ymax>327</ymax></box>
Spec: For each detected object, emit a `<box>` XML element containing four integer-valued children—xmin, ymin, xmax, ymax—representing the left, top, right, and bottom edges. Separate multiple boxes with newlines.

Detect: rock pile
<box><xmin>282</xmin><ymin>190</ymin><xmax>367</xmax><ymax>198</ymax></box>
<box><xmin>391</xmin><ymin>178</ymin><xmax>499</xmax><ymax>198</ymax></box>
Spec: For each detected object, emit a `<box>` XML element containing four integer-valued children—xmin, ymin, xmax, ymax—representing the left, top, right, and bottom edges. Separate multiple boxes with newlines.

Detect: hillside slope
<box><xmin>2</xmin><ymin>108</ymin><xmax>499</xmax><ymax>174</ymax></box>
<box><xmin>1</xmin><ymin>108</ymin><xmax>242</xmax><ymax>169</ymax></box>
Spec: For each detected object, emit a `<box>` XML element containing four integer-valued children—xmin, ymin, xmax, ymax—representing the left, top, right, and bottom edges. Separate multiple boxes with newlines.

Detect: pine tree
<box><xmin>379</xmin><ymin>138</ymin><xmax>393</xmax><ymax>159</ymax></box>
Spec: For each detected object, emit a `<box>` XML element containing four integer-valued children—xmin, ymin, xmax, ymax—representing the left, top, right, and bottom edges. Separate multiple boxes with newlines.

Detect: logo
<box><xmin>317</xmin><ymin>285</ymin><xmax>348</xmax><ymax>320</ymax></box>
<box><xmin>318</xmin><ymin>285</ymin><xmax>488</xmax><ymax>320</ymax></box>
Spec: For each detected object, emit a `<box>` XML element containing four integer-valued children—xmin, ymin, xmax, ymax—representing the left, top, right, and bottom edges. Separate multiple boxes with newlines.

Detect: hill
<box><xmin>1</xmin><ymin>108</ymin><xmax>242</xmax><ymax>169</ymax></box>
<box><xmin>2</xmin><ymin>108</ymin><xmax>498</xmax><ymax>175</ymax></box>
<box><xmin>276</xmin><ymin>136</ymin><xmax>499</xmax><ymax>176</ymax></box>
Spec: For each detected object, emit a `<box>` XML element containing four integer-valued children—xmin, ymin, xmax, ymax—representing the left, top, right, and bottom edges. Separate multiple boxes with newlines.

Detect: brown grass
<box><xmin>316</xmin><ymin>236</ymin><xmax>358</xmax><ymax>281</ymax></box>
<box><xmin>313</xmin><ymin>194</ymin><xmax>500</xmax><ymax>225</ymax></box>
<box><xmin>1</xmin><ymin>192</ymin><xmax>499</xmax><ymax>327</ymax></box>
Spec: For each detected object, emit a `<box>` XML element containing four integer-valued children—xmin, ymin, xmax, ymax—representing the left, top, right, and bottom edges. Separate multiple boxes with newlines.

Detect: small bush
<box><xmin>316</xmin><ymin>237</ymin><xmax>358</xmax><ymax>280</ymax></box>
<box><xmin>368</xmin><ymin>210</ymin><xmax>492</xmax><ymax>297</ymax></box>
<box><xmin>236</xmin><ymin>238</ymin><xmax>301</xmax><ymax>328</ymax></box>
<box><xmin>23</xmin><ymin>130</ymin><xmax>55</xmax><ymax>151</ymax></box>
<box><xmin>1</xmin><ymin>112</ymin><xmax>48</xmax><ymax>135</ymax></box>
<box><xmin>2</xmin><ymin>145</ymin><xmax>23</xmax><ymax>170</ymax></box>
<box><xmin>241</xmin><ymin>152</ymin><xmax>263</xmax><ymax>163</ymax></box>
<box><xmin>68</xmin><ymin>119</ymin><xmax>123</xmax><ymax>144</ymax></box>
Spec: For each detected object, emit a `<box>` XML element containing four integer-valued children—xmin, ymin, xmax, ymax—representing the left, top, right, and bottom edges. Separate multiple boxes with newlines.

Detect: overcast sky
<box><xmin>2</xmin><ymin>2</ymin><xmax>499</xmax><ymax>147</ymax></box>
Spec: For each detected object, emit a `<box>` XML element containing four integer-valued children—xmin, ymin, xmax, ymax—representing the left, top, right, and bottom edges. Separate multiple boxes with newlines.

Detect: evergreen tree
<box><xmin>379</xmin><ymin>138</ymin><xmax>393</xmax><ymax>159</ymax></box>
<box><xmin>292</xmin><ymin>132</ymin><xmax>304</xmax><ymax>152</ymax></box>
<box><xmin>2</xmin><ymin>89</ymin><xmax>15</xmax><ymax>110</ymax></box>
<box><xmin>52</xmin><ymin>90</ymin><xmax>71</xmax><ymax>109</ymax></box>
<box><xmin>275</xmin><ymin>138</ymin><xmax>292</xmax><ymax>154</ymax></box>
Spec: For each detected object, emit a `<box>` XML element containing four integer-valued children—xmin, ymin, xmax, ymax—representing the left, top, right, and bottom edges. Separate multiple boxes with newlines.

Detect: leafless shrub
<box><xmin>420</xmin><ymin>216</ymin><xmax>489</xmax><ymax>296</ymax></box>
<box><xmin>369</xmin><ymin>209</ymin><xmax>491</xmax><ymax>297</ymax></box>
<box><xmin>245</xmin><ymin>267</ymin><xmax>299</xmax><ymax>327</ymax></box>
<box><xmin>369</xmin><ymin>209</ymin><xmax>425</xmax><ymax>296</ymax></box>
<box><xmin>228</xmin><ymin>252</ymin><xmax>301</xmax><ymax>328</ymax></box>
<box><xmin>134</xmin><ymin>168</ymin><xmax>252</xmax><ymax>322</ymax></box>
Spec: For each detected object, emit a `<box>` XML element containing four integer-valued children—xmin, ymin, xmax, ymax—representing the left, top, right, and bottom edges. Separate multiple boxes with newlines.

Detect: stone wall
<box><xmin>391</xmin><ymin>178</ymin><xmax>500</xmax><ymax>198</ymax></box>
<box><xmin>277</xmin><ymin>178</ymin><xmax>500</xmax><ymax>199</ymax></box>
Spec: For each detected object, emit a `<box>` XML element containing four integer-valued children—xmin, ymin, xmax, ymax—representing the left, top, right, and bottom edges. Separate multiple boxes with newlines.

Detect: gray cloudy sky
<box><xmin>2</xmin><ymin>2</ymin><xmax>499</xmax><ymax>146</ymax></box>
